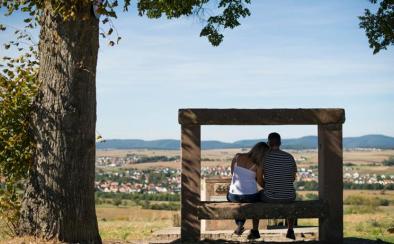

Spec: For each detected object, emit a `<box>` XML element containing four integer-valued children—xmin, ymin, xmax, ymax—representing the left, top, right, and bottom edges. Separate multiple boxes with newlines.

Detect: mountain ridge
<box><xmin>96</xmin><ymin>134</ymin><xmax>394</xmax><ymax>150</ymax></box>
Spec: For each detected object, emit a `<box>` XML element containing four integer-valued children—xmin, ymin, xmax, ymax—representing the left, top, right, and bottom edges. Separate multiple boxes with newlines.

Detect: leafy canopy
<box><xmin>1</xmin><ymin>0</ymin><xmax>252</xmax><ymax>47</ymax></box>
<box><xmin>359</xmin><ymin>0</ymin><xmax>394</xmax><ymax>54</ymax></box>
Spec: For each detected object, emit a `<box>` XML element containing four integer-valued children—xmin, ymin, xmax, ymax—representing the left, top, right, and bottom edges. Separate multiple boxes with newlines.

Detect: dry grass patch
<box><xmin>97</xmin><ymin>205</ymin><xmax>175</xmax><ymax>240</ymax></box>
<box><xmin>0</xmin><ymin>237</ymin><xmax>62</xmax><ymax>244</ymax></box>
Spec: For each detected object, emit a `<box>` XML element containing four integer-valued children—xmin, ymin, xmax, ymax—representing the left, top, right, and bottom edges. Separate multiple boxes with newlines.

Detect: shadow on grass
<box><xmin>168</xmin><ymin>237</ymin><xmax>391</xmax><ymax>244</ymax></box>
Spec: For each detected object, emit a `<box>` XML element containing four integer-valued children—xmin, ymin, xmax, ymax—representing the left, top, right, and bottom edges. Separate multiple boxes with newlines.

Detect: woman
<box><xmin>227</xmin><ymin>142</ymin><xmax>269</xmax><ymax>239</ymax></box>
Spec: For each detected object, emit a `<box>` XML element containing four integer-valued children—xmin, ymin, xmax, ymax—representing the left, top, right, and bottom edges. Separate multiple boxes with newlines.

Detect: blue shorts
<box><xmin>227</xmin><ymin>191</ymin><xmax>261</xmax><ymax>203</ymax></box>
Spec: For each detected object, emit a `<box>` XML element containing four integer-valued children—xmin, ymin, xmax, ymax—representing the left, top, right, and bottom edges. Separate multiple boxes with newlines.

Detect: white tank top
<box><xmin>229</xmin><ymin>159</ymin><xmax>258</xmax><ymax>195</ymax></box>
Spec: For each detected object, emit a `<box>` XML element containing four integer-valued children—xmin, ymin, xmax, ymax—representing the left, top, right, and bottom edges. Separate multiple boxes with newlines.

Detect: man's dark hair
<box><xmin>268</xmin><ymin>132</ymin><xmax>281</xmax><ymax>147</ymax></box>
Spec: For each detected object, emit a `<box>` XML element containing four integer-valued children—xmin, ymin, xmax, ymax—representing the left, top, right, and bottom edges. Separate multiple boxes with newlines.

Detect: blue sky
<box><xmin>1</xmin><ymin>1</ymin><xmax>393</xmax><ymax>141</ymax></box>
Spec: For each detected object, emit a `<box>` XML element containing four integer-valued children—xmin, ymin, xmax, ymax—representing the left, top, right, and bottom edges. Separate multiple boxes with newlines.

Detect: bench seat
<box><xmin>197</xmin><ymin>200</ymin><xmax>328</xmax><ymax>220</ymax></box>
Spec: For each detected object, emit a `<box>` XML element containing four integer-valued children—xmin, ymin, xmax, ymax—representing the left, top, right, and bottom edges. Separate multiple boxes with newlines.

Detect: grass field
<box><xmin>94</xmin><ymin>190</ymin><xmax>394</xmax><ymax>242</ymax></box>
<box><xmin>298</xmin><ymin>190</ymin><xmax>394</xmax><ymax>243</ymax></box>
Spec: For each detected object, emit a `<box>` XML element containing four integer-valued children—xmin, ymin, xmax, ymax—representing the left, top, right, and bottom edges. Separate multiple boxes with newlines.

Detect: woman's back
<box><xmin>229</xmin><ymin>154</ymin><xmax>258</xmax><ymax>195</ymax></box>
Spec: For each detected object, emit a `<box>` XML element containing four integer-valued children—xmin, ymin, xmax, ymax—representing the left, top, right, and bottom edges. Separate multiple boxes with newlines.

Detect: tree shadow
<box><xmin>168</xmin><ymin>237</ymin><xmax>391</xmax><ymax>244</ymax></box>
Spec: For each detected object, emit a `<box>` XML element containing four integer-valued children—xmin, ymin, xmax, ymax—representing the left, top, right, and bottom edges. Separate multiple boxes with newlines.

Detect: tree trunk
<box><xmin>18</xmin><ymin>3</ymin><xmax>101</xmax><ymax>243</ymax></box>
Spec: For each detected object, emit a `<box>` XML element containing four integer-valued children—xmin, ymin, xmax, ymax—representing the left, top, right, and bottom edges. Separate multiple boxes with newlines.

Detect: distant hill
<box><xmin>96</xmin><ymin>134</ymin><xmax>394</xmax><ymax>150</ymax></box>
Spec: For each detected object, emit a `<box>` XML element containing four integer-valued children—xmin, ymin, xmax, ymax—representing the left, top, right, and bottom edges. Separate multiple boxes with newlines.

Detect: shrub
<box><xmin>344</xmin><ymin>162</ymin><xmax>356</xmax><ymax>166</ymax></box>
<box><xmin>378</xmin><ymin>198</ymin><xmax>390</xmax><ymax>206</ymax></box>
<box><xmin>305</xmin><ymin>193</ymin><xmax>319</xmax><ymax>200</ymax></box>
<box><xmin>112</xmin><ymin>198</ymin><xmax>122</xmax><ymax>206</ymax></box>
<box><xmin>0</xmin><ymin>69</ymin><xmax>38</xmax><ymax>235</ymax></box>
<box><xmin>140</xmin><ymin>201</ymin><xmax>180</xmax><ymax>211</ymax></box>
<box><xmin>344</xmin><ymin>195</ymin><xmax>382</xmax><ymax>214</ymax></box>
<box><xmin>295</xmin><ymin>193</ymin><xmax>303</xmax><ymax>201</ymax></box>
<box><xmin>382</xmin><ymin>156</ymin><xmax>394</xmax><ymax>166</ymax></box>
<box><xmin>344</xmin><ymin>195</ymin><xmax>377</xmax><ymax>206</ymax></box>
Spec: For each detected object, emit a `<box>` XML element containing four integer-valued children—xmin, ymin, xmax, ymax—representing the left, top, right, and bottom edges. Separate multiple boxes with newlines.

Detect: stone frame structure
<box><xmin>178</xmin><ymin>108</ymin><xmax>345</xmax><ymax>242</ymax></box>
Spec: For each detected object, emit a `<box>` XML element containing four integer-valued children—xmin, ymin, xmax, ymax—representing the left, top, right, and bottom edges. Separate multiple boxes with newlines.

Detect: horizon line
<box><xmin>98</xmin><ymin>134</ymin><xmax>393</xmax><ymax>143</ymax></box>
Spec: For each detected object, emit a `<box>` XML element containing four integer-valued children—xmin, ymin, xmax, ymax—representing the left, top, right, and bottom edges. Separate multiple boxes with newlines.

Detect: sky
<box><xmin>1</xmin><ymin>1</ymin><xmax>393</xmax><ymax>141</ymax></box>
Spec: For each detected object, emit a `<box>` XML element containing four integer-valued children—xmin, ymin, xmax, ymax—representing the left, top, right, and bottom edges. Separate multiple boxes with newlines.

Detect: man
<box><xmin>261</xmin><ymin>132</ymin><xmax>297</xmax><ymax>240</ymax></box>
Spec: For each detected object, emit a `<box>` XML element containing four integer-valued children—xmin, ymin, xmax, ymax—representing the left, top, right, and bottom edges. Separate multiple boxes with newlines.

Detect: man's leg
<box><xmin>288</xmin><ymin>218</ymin><xmax>295</xmax><ymax>229</ymax></box>
<box><xmin>286</xmin><ymin>219</ymin><xmax>296</xmax><ymax>240</ymax></box>
<box><xmin>247</xmin><ymin>192</ymin><xmax>262</xmax><ymax>239</ymax></box>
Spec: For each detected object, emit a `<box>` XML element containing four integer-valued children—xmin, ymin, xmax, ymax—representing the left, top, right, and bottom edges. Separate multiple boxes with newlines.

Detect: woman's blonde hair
<box><xmin>247</xmin><ymin>142</ymin><xmax>269</xmax><ymax>166</ymax></box>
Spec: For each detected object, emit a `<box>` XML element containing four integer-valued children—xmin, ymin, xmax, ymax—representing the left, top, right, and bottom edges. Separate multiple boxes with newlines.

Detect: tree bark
<box><xmin>18</xmin><ymin>3</ymin><xmax>101</xmax><ymax>243</ymax></box>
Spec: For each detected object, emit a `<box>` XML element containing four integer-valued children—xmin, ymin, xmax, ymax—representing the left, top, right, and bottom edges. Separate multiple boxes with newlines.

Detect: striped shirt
<box><xmin>263</xmin><ymin>149</ymin><xmax>297</xmax><ymax>200</ymax></box>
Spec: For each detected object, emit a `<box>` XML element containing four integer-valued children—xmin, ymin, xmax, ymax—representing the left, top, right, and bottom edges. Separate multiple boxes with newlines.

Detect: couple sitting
<box><xmin>227</xmin><ymin>132</ymin><xmax>297</xmax><ymax>240</ymax></box>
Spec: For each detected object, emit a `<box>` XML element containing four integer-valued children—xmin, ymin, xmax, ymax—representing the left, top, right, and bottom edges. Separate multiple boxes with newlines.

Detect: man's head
<box><xmin>268</xmin><ymin>132</ymin><xmax>281</xmax><ymax>149</ymax></box>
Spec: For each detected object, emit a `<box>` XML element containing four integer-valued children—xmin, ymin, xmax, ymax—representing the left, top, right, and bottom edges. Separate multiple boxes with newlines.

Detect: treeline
<box><xmin>344</xmin><ymin>182</ymin><xmax>394</xmax><ymax>190</ymax></box>
<box><xmin>138</xmin><ymin>200</ymin><xmax>180</xmax><ymax>210</ymax></box>
<box><xmin>95</xmin><ymin>192</ymin><xmax>180</xmax><ymax>201</ymax></box>
<box><xmin>127</xmin><ymin>154</ymin><xmax>179</xmax><ymax>163</ymax></box>
<box><xmin>294</xmin><ymin>181</ymin><xmax>319</xmax><ymax>190</ymax></box>
<box><xmin>95</xmin><ymin>192</ymin><xmax>180</xmax><ymax>210</ymax></box>
<box><xmin>295</xmin><ymin>181</ymin><xmax>394</xmax><ymax>191</ymax></box>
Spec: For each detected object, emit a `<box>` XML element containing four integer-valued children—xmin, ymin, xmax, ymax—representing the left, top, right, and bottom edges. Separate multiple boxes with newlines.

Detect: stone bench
<box><xmin>197</xmin><ymin>200</ymin><xmax>328</xmax><ymax>220</ymax></box>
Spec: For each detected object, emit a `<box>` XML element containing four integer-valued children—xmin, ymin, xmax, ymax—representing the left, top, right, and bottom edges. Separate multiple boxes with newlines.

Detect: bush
<box><xmin>382</xmin><ymin>156</ymin><xmax>394</xmax><ymax>166</ymax></box>
<box><xmin>344</xmin><ymin>195</ymin><xmax>385</xmax><ymax>214</ymax></box>
<box><xmin>0</xmin><ymin>69</ymin><xmax>38</xmax><ymax>234</ymax></box>
<box><xmin>140</xmin><ymin>201</ymin><xmax>180</xmax><ymax>211</ymax></box>
<box><xmin>378</xmin><ymin>198</ymin><xmax>390</xmax><ymax>206</ymax></box>
<box><xmin>295</xmin><ymin>181</ymin><xmax>318</xmax><ymax>191</ymax></box>
<box><xmin>295</xmin><ymin>193</ymin><xmax>303</xmax><ymax>201</ymax></box>
<box><xmin>344</xmin><ymin>162</ymin><xmax>356</xmax><ymax>166</ymax></box>
<box><xmin>344</xmin><ymin>195</ymin><xmax>381</xmax><ymax>206</ymax></box>
<box><xmin>304</xmin><ymin>193</ymin><xmax>319</xmax><ymax>200</ymax></box>
<box><xmin>112</xmin><ymin>198</ymin><xmax>122</xmax><ymax>206</ymax></box>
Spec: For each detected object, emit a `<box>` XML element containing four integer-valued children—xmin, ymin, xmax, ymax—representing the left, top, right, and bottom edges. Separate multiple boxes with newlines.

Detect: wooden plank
<box><xmin>318</xmin><ymin>124</ymin><xmax>343</xmax><ymax>243</ymax></box>
<box><xmin>179</xmin><ymin>108</ymin><xmax>345</xmax><ymax>125</ymax></box>
<box><xmin>180</xmin><ymin>125</ymin><xmax>201</xmax><ymax>242</ymax></box>
<box><xmin>197</xmin><ymin>200</ymin><xmax>328</xmax><ymax>220</ymax></box>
